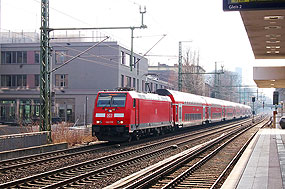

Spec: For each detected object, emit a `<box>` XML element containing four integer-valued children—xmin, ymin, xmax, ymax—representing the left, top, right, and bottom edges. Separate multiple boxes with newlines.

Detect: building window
<box><xmin>1</xmin><ymin>51</ymin><xmax>27</xmax><ymax>64</ymax></box>
<box><xmin>133</xmin><ymin>57</ymin><xmax>136</xmax><ymax>68</ymax></box>
<box><xmin>125</xmin><ymin>53</ymin><xmax>131</xmax><ymax>67</ymax></box>
<box><xmin>126</xmin><ymin>76</ymin><xmax>131</xmax><ymax>87</ymax></box>
<box><xmin>142</xmin><ymin>80</ymin><xmax>145</xmax><ymax>92</ymax></box>
<box><xmin>137</xmin><ymin>79</ymin><xmax>139</xmax><ymax>91</ymax></box>
<box><xmin>6</xmin><ymin>52</ymin><xmax>12</xmax><ymax>63</ymax></box>
<box><xmin>1</xmin><ymin>52</ymin><xmax>5</xmax><ymax>64</ymax></box>
<box><xmin>1</xmin><ymin>75</ymin><xmax>27</xmax><ymax>87</ymax></box>
<box><xmin>35</xmin><ymin>51</ymin><xmax>40</xmax><ymax>64</ymax></box>
<box><xmin>133</xmin><ymin>78</ymin><xmax>136</xmax><ymax>88</ymax></box>
<box><xmin>35</xmin><ymin>74</ymin><xmax>40</xmax><ymax>87</ymax></box>
<box><xmin>121</xmin><ymin>75</ymin><xmax>124</xmax><ymax>87</ymax></box>
<box><xmin>12</xmin><ymin>52</ymin><xmax>16</xmax><ymax>63</ymax></box>
<box><xmin>17</xmin><ymin>51</ymin><xmax>23</xmax><ymax>63</ymax></box>
<box><xmin>55</xmin><ymin>74</ymin><xmax>68</xmax><ymax>87</ymax></box>
<box><xmin>121</xmin><ymin>51</ymin><xmax>125</xmax><ymax>65</ymax></box>
<box><xmin>155</xmin><ymin>84</ymin><xmax>158</xmax><ymax>91</ymax></box>
<box><xmin>136</xmin><ymin>60</ymin><xmax>140</xmax><ymax>75</ymax></box>
<box><xmin>55</xmin><ymin>51</ymin><xmax>67</xmax><ymax>64</ymax></box>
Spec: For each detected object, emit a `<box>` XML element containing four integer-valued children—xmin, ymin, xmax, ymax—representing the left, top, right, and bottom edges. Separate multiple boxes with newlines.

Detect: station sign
<box><xmin>223</xmin><ymin>0</ymin><xmax>285</xmax><ymax>11</ymax></box>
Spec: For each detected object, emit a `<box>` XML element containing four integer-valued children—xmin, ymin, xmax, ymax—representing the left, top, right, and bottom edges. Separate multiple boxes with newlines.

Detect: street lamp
<box><xmin>252</xmin><ymin>96</ymin><xmax>255</xmax><ymax>123</ymax></box>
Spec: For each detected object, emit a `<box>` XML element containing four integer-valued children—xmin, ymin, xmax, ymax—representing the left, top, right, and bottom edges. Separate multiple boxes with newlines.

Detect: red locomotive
<box><xmin>92</xmin><ymin>89</ymin><xmax>251</xmax><ymax>142</ymax></box>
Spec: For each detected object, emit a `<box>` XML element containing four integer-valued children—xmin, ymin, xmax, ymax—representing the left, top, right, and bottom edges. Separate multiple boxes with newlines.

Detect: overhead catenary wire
<box><xmin>50</xmin><ymin>36</ymin><xmax>110</xmax><ymax>73</ymax></box>
<box><xmin>50</xmin><ymin>34</ymin><xmax>169</xmax><ymax>75</ymax></box>
<box><xmin>0</xmin><ymin>29</ymin><xmax>171</xmax><ymax>82</ymax></box>
<box><xmin>31</xmin><ymin>0</ymin><xmax>93</xmax><ymax>27</ymax></box>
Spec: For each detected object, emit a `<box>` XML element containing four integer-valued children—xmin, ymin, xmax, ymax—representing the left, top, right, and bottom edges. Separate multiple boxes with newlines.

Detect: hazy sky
<box><xmin>1</xmin><ymin>0</ymin><xmax>282</xmax><ymax>96</ymax></box>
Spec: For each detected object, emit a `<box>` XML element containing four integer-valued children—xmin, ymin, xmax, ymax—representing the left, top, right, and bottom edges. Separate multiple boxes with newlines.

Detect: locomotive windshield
<box><xmin>97</xmin><ymin>93</ymin><xmax>127</xmax><ymax>107</ymax></box>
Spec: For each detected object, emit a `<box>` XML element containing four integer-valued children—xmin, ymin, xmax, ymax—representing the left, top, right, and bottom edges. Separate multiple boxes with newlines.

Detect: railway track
<box><xmin>0</xmin><ymin>118</ymin><xmax>255</xmax><ymax>188</ymax></box>
<box><xmin>108</xmin><ymin>117</ymin><xmax>269</xmax><ymax>189</ymax></box>
<box><xmin>0</xmin><ymin>141</ymin><xmax>112</xmax><ymax>173</ymax></box>
<box><xmin>0</xmin><ymin>118</ymin><xmax>247</xmax><ymax>176</ymax></box>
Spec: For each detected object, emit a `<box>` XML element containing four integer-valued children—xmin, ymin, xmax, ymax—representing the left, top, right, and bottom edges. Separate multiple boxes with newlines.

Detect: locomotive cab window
<box><xmin>97</xmin><ymin>93</ymin><xmax>127</xmax><ymax>107</ymax></box>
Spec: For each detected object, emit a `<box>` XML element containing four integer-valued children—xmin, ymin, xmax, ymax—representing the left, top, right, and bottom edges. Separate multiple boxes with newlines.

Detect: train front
<box><xmin>92</xmin><ymin>92</ymin><xmax>130</xmax><ymax>141</ymax></box>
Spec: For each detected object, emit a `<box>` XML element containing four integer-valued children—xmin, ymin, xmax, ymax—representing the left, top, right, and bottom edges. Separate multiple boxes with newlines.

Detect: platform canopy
<box><xmin>239</xmin><ymin>10</ymin><xmax>285</xmax><ymax>88</ymax></box>
<box><xmin>253</xmin><ymin>67</ymin><xmax>285</xmax><ymax>88</ymax></box>
<box><xmin>240</xmin><ymin>10</ymin><xmax>285</xmax><ymax>59</ymax></box>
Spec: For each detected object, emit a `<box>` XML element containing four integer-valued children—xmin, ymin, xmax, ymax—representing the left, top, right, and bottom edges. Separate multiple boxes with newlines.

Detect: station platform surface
<box><xmin>222</xmin><ymin>126</ymin><xmax>285</xmax><ymax>189</ymax></box>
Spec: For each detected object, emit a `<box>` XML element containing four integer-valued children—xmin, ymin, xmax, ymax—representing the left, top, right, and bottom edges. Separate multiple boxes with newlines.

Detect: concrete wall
<box><xmin>0</xmin><ymin>131</ymin><xmax>49</xmax><ymax>151</ymax></box>
<box><xmin>0</xmin><ymin>142</ymin><xmax>67</xmax><ymax>161</ymax></box>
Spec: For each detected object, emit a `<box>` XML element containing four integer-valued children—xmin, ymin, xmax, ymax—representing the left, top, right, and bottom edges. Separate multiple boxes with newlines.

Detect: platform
<box><xmin>222</xmin><ymin>126</ymin><xmax>285</xmax><ymax>188</ymax></box>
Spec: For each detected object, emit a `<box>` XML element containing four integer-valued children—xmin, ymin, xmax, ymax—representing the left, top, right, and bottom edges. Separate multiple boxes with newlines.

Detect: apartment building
<box><xmin>0</xmin><ymin>36</ymin><xmax>173</xmax><ymax>125</ymax></box>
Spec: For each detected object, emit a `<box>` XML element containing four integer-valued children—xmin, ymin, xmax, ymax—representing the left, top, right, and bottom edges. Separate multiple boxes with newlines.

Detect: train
<box><xmin>92</xmin><ymin>89</ymin><xmax>251</xmax><ymax>142</ymax></box>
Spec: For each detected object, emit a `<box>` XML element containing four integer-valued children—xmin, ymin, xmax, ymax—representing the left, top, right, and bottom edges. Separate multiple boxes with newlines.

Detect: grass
<box><xmin>51</xmin><ymin>123</ymin><xmax>97</xmax><ymax>147</ymax></box>
<box><xmin>22</xmin><ymin>121</ymin><xmax>97</xmax><ymax>147</ymax></box>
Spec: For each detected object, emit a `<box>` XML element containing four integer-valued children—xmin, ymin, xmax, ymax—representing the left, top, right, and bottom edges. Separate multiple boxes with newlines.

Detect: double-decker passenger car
<box><xmin>92</xmin><ymin>89</ymin><xmax>251</xmax><ymax>142</ymax></box>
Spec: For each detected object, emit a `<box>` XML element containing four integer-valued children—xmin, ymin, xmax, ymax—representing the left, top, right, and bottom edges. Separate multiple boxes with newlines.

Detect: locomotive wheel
<box><xmin>129</xmin><ymin>132</ymin><xmax>140</xmax><ymax>141</ymax></box>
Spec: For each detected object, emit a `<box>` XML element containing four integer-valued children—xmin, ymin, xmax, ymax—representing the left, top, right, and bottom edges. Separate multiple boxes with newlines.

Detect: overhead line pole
<box><xmin>178</xmin><ymin>42</ymin><xmax>182</xmax><ymax>91</ymax></box>
<box><xmin>40</xmin><ymin>0</ymin><xmax>51</xmax><ymax>141</ymax></box>
<box><xmin>40</xmin><ymin>2</ymin><xmax>147</xmax><ymax>140</ymax></box>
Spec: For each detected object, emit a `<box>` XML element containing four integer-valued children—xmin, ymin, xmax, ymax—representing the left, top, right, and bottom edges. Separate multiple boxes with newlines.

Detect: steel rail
<box><xmin>111</xmin><ymin>117</ymin><xmax>264</xmax><ymax>188</ymax></box>
<box><xmin>209</xmin><ymin>119</ymin><xmax>271</xmax><ymax>189</ymax></box>
<box><xmin>0</xmin><ymin>142</ymin><xmax>109</xmax><ymax>172</ymax></box>
<box><xmin>0</xmin><ymin>119</ymin><xmax>252</xmax><ymax>188</ymax></box>
<box><xmin>0</xmin><ymin>119</ymin><xmax>248</xmax><ymax>174</ymax></box>
<box><xmin>161</xmin><ymin>118</ymin><xmax>267</xmax><ymax>188</ymax></box>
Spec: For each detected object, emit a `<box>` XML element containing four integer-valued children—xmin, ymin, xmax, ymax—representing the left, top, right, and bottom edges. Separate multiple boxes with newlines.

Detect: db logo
<box><xmin>107</xmin><ymin>114</ymin><xmax>113</xmax><ymax>118</ymax></box>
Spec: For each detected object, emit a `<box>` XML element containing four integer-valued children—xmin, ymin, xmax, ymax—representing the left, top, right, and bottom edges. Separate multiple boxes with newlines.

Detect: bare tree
<box><xmin>182</xmin><ymin>48</ymin><xmax>205</xmax><ymax>95</ymax></box>
<box><xmin>208</xmin><ymin>69</ymin><xmax>241</xmax><ymax>102</ymax></box>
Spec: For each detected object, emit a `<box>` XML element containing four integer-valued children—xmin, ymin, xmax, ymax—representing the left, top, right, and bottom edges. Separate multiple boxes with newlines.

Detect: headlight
<box><xmin>96</xmin><ymin>121</ymin><xmax>102</xmax><ymax>124</ymax></box>
<box><xmin>117</xmin><ymin>121</ymin><xmax>124</xmax><ymax>124</ymax></box>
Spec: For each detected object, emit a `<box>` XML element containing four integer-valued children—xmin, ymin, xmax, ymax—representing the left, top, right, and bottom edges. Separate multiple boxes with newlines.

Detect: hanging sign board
<box><xmin>223</xmin><ymin>0</ymin><xmax>285</xmax><ymax>11</ymax></box>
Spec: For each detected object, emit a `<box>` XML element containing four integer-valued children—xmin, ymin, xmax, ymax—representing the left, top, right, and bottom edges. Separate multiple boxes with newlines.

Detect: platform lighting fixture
<box><xmin>264</xmin><ymin>16</ymin><xmax>284</xmax><ymax>20</ymax></box>
<box><xmin>266</xmin><ymin>40</ymin><xmax>280</xmax><ymax>44</ymax></box>
<box><xmin>265</xmin><ymin>26</ymin><xmax>281</xmax><ymax>30</ymax></box>
<box><xmin>266</xmin><ymin>46</ymin><xmax>280</xmax><ymax>49</ymax></box>
<box><xmin>266</xmin><ymin>34</ymin><xmax>281</xmax><ymax>38</ymax></box>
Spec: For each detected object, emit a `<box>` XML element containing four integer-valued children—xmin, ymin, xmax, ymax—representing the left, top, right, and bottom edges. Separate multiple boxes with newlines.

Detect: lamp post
<box><xmin>281</xmin><ymin>101</ymin><xmax>283</xmax><ymax>117</ymax></box>
<box><xmin>252</xmin><ymin>96</ymin><xmax>255</xmax><ymax>123</ymax></box>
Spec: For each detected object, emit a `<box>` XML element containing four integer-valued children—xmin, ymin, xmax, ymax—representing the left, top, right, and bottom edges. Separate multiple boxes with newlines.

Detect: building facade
<box><xmin>0</xmin><ymin>39</ymin><xmax>173</xmax><ymax>125</ymax></box>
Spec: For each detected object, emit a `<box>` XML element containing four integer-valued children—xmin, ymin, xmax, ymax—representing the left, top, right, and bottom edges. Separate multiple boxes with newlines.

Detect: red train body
<box><xmin>92</xmin><ymin>89</ymin><xmax>251</xmax><ymax>141</ymax></box>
